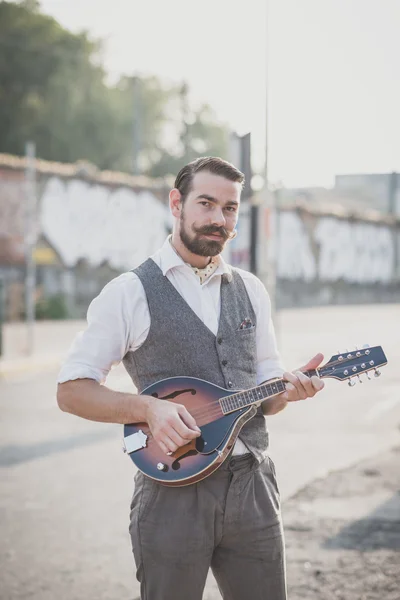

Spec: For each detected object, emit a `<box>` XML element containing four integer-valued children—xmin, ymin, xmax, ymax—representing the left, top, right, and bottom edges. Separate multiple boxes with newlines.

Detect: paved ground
<box><xmin>0</xmin><ymin>304</ymin><xmax>399</xmax><ymax>599</ymax></box>
<box><xmin>284</xmin><ymin>445</ymin><xmax>400</xmax><ymax>600</ymax></box>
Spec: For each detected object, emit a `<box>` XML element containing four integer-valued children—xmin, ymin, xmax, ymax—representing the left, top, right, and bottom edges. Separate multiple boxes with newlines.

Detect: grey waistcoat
<box><xmin>122</xmin><ymin>258</ymin><xmax>269</xmax><ymax>462</ymax></box>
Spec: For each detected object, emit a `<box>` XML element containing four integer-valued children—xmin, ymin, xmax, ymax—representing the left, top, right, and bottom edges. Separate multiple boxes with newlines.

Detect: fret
<box><xmin>220</xmin><ymin>377</ymin><xmax>287</xmax><ymax>414</ymax></box>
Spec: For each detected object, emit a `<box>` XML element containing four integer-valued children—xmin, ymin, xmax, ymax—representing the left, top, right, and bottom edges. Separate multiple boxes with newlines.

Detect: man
<box><xmin>57</xmin><ymin>156</ymin><xmax>324</xmax><ymax>600</ymax></box>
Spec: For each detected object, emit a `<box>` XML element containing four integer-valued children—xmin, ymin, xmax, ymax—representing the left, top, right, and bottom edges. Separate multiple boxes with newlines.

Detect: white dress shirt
<box><xmin>58</xmin><ymin>237</ymin><xmax>285</xmax><ymax>454</ymax></box>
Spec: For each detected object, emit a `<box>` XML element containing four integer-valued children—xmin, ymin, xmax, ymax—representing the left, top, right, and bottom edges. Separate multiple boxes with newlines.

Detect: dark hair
<box><xmin>174</xmin><ymin>157</ymin><xmax>245</xmax><ymax>202</ymax></box>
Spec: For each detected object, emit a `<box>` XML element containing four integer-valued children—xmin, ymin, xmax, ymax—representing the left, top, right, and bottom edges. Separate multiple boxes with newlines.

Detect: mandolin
<box><xmin>123</xmin><ymin>345</ymin><xmax>387</xmax><ymax>487</ymax></box>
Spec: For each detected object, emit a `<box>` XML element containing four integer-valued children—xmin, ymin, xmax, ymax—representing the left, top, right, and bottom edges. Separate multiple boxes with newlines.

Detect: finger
<box><xmin>162</xmin><ymin>435</ymin><xmax>178</xmax><ymax>455</ymax></box>
<box><xmin>171</xmin><ymin>414</ymin><xmax>200</xmax><ymax>440</ymax></box>
<box><xmin>311</xmin><ymin>376</ymin><xmax>325</xmax><ymax>391</ymax></box>
<box><xmin>279</xmin><ymin>381</ymin><xmax>293</xmax><ymax>401</ymax></box>
<box><xmin>166</xmin><ymin>425</ymin><xmax>192</xmax><ymax>448</ymax></box>
<box><xmin>284</xmin><ymin>372</ymin><xmax>307</xmax><ymax>400</ymax></box>
<box><xmin>282</xmin><ymin>383</ymin><xmax>298</xmax><ymax>402</ymax></box>
<box><xmin>173</xmin><ymin>415</ymin><xmax>201</xmax><ymax>441</ymax></box>
<box><xmin>295</xmin><ymin>370</ymin><xmax>316</xmax><ymax>397</ymax></box>
<box><xmin>156</xmin><ymin>439</ymin><xmax>170</xmax><ymax>455</ymax></box>
<box><xmin>299</xmin><ymin>352</ymin><xmax>325</xmax><ymax>372</ymax></box>
<box><xmin>178</xmin><ymin>406</ymin><xmax>201</xmax><ymax>434</ymax></box>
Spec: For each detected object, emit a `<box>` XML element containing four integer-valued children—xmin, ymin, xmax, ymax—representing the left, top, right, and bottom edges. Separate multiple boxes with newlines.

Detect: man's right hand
<box><xmin>143</xmin><ymin>396</ymin><xmax>201</xmax><ymax>455</ymax></box>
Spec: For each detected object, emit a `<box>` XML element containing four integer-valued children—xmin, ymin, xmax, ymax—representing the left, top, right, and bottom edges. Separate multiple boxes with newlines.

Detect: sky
<box><xmin>39</xmin><ymin>0</ymin><xmax>400</xmax><ymax>188</ymax></box>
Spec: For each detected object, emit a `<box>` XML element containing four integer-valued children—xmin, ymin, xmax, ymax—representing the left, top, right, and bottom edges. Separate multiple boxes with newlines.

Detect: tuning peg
<box><xmin>357</xmin><ymin>375</ymin><xmax>363</xmax><ymax>383</ymax></box>
<box><xmin>366</xmin><ymin>371</ymin><xmax>372</xmax><ymax>380</ymax></box>
<box><xmin>348</xmin><ymin>378</ymin><xmax>356</xmax><ymax>387</ymax></box>
<box><xmin>374</xmin><ymin>369</ymin><xmax>381</xmax><ymax>378</ymax></box>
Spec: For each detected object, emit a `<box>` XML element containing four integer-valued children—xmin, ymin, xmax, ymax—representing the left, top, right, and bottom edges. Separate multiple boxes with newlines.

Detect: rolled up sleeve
<box><xmin>57</xmin><ymin>274</ymin><xmax>135</xmax><ymax>384</ymax></box>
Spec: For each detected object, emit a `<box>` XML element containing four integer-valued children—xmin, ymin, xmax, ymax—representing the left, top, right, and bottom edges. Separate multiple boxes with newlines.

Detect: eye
<box><xmin>225</xmin><ymin>206</ymin><xmax>237</xmax><ymax>212</ymax></box>
<box><xmin>200</xmin><ymin>201</ymin><xmax>210</xmax><ymax>207</ymax></box>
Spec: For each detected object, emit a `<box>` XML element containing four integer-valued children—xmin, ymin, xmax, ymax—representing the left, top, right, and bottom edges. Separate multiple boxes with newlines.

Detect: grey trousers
<box><xmin>129</xmin><ymin>453</ymin><xmax>287</xmax><ymax>600</ymax></box>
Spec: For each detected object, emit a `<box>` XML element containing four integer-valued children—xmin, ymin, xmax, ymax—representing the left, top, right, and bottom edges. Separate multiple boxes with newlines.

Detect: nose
<box><xmin>211</xmin><ymin>207</ymin><xmax>226</xmax><ymax>227</ymax></box>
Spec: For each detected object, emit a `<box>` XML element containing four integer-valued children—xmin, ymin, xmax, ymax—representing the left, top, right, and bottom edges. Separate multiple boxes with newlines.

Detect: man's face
<box><xmin>179</xmin><ymin>171</ymin><xmax>241</xmax><ymax>257</ymax></box>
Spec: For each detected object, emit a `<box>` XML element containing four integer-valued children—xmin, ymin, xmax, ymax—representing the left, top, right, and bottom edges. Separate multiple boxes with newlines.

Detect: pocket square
<box><xmin>239</xmin><ymin>318</ymin><xmax>254</xmax><ymax>330</ymax></box>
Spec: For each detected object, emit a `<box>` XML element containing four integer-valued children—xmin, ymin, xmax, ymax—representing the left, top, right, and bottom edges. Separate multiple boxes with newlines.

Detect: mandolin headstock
<box><xmin>317</xmin><ymin>345</ymin><xmax>387</xmax><ymax>386</ymax></box>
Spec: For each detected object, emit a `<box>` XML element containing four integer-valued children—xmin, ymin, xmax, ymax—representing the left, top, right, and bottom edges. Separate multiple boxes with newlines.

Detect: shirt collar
<box><xmin>155</xmin><ymin>236</ymin><xmax>233</xmax><ymax>282</ymax></box>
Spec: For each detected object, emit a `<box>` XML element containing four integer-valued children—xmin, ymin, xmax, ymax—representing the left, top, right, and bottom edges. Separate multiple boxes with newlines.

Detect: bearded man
<box><xmin>57</xmin><ymin>156</ymin><xmax>324</xmax><ymax>600</ymax></box>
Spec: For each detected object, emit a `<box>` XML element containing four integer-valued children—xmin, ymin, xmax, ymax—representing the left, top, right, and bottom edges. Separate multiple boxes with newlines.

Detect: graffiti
<box><xmin>274</xmin><ymin>212</ymin><xmax>396</xmax><ymax>284</ymax></box>
<box><xmin>277</xmin><ymin>212</ymin><xmax>316</xmax><ymax>281</ymax></box>
<box><xmin>40</xmin><ymin>177</ymin><xmax>170</xmax><ymax>269</ymax></box>
<box><xmin>314</xmin><ymin>218</ymin><xmax>394</xmax><ymax>284</ymax></box>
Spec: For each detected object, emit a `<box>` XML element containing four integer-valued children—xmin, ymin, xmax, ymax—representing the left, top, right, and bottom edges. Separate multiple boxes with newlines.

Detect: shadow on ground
<box><xmin>0</xmin><ymin>430</ymin><xmax>116</xmax><ymax>467</ymax></box>
<box><xmin>323</xmin><ymin>491</ymin><xmax>400</xmax><ymax>551</ymax></box>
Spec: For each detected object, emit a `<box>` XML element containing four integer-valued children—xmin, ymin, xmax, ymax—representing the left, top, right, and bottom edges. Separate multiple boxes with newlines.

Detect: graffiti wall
<box><xmin>1</xmin><ymin>154</ymin><xmax>399</xmax><ymax>319</ymax></box>
<box><xmin>275</xmin><ymin>208</ymin><xmax>400</xmax><ymax>307</ymax></box>
<box><xmin>0</xmin><ymin>156</ymin><xmax>171</xmax><ymax>319</ymax></box>
<box><xmin>41</xmin><ymin>176</ymin><xmax>170</xmax><ymax>271</ymax></box>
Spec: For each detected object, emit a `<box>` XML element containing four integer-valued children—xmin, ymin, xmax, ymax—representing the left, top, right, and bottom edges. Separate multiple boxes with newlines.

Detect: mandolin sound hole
<box><xmin>171</xmin><ymin>449</ymin><xmax>198</xmax><ymax>470</ymax></box>
<box><xmin>151</xmin><ymin>388</ymin><xmax>197</xmax><ymax>400</ymax></box>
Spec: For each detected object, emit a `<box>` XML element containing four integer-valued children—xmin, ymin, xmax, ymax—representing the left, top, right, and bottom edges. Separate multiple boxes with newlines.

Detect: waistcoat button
<box><xmin>227</xmin><ymin>381</ymin><xmax>233</xmax><ymax>388</ymax></box>
<box><xmin>217</xmin><ymin>337</ymin><xmax>223</xmax><ymax>344</ymax></box>
<box><xmin>222</xmin><ymin>360</ymin><xmax>228</xmax><ymax>366</ymax></box>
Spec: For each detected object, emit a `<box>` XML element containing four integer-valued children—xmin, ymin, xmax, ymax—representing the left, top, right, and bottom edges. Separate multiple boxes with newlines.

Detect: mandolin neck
<box><xmin>219</xmin><ymin>369</ymin><xmax>318</xmax><ymax>414</ymax></box>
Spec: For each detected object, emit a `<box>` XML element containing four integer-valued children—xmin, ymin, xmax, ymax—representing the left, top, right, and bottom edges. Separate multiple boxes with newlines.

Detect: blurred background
<box><xmin>0</xmin><ymin>2</ymin><xmax>399</xmax><ymax>600</ymax></box>
<box><xmin>0</xmin><ymin>0</ymin><xmax>399</xmax><ymax>327</ymax></box>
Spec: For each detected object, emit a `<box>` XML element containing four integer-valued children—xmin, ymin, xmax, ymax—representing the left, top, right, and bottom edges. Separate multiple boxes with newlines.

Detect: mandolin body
<box><xmin>123</xmin><ymin>377</ymin><xmax>257</xmax><ymax>486</ymax></box>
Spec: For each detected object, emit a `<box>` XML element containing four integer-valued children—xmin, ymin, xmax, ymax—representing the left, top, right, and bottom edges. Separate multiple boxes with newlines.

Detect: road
<box><xmin>0</xmin><ymin>304</ymin><xmax>399</xmax><ymax>599</ymax></box>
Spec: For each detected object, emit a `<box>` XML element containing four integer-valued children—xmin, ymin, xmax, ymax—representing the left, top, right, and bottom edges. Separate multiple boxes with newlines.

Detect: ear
<box><xmin>169</xmin><ymin>188</ymin><xmax>182</xmax><ymax>218</ymax></box>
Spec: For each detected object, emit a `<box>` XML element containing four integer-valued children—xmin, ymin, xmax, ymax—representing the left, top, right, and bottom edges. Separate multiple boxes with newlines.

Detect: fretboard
<box><xmin>219</xmin><ymin>369</ymin><xmax>317</xmax><ymax>414</ymax></box>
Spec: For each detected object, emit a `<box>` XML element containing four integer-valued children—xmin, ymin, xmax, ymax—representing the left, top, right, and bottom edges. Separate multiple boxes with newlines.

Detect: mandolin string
<box><xmin>141</xmin><ymin>379</ymin><xmax>288</xmax><ymax>429</ymax></box>
<box><xmin>138</xmin><ymin>357</ymin><xmax>379</xmax><ymax>447</ymax></box>
<box><xmin>142</xmin><ymin>356</ymin><xmax>376</xmax><ymax>427</ymax></box>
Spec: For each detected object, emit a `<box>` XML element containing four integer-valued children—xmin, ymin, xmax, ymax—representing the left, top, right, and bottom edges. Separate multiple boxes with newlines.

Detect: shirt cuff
<box><xmin>57</xmin><ymin>364</ymin><xmax>105</xmax><ymax>385</ymax></box>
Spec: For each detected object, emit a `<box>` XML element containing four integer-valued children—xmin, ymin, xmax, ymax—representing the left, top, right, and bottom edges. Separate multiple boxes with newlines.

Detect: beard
<box><xmin>179</xmin><ymin>211</ymin><xmax>235</xmax><ymax>257</ymax></box>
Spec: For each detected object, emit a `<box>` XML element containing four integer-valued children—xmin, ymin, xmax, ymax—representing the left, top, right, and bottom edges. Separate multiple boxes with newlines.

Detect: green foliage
<box><xmin>0</xmin><ymin>1</ymin><xmax>228</xmax><ymax>176</ymax></box>
<box><xmin>35</xmin><ymin>294</ymin><xmax>68</xmax><ymax>320</ymax></box>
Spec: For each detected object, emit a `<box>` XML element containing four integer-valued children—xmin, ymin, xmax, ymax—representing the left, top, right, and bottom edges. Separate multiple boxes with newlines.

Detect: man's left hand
<box><xmin>282</xmin><ymin>352</ymin><xmax>325</xmax><ymax>402</ymax></box>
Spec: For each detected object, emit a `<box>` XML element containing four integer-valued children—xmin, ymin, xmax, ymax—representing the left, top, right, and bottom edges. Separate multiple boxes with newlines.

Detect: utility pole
<box><xmin>180</xmin><ymin>82</ymin><xmax>191</xmax><ymax>159</ymax></box>
<box><xmin>388</xmin><ymin>172</ymin><xmax>399</xmax><ymax>283</ymax></box>
<box><xmin>24</xmin><ymin>141</ymin><xmax>37</xmax><ymax>355</ymax></box>
<box><xmin>132</xmin><ymin>76</ymin><xmax>141</xmax><ymax>175</ymax></box>
<box><xmin>0</xmin><ymin>277</ymin><xmax>4</xmax><ymax>357</ymax></box>
<box><xmin>228</xmin><ymin>132</ymin><xmax>253</xmax><ymax>272</ymax></box>
<box><xmin>257</xmin><ymin>0</ymin><xmax>279</xmax><ymax>327</ymax></box>
<box><xmin>388</xmin><ymin>172</ymin><xmax>398</xmax><ymax>215</ymax></box>
<box><xmin>238</xmin><ymin>133</ymin><xmax>257</xmax><ymax>274</ymax></box>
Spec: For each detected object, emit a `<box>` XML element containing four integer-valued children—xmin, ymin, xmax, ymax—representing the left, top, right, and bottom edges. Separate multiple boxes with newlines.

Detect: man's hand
<box><xmin>144</xmin><ymin>396</ymin><xmax>201</xmax><ymax>455</ymax></box>
<box><xmin>282</xmin><ymin>352</ymin><xmax>325</xmax><ymax>402</ymax></box>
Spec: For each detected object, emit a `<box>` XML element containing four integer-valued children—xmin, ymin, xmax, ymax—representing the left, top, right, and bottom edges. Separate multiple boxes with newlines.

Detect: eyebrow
<box><xmin>196</xmin><ymin>194</ymin><xmax>239</xmax><ymax>206</ymax></box>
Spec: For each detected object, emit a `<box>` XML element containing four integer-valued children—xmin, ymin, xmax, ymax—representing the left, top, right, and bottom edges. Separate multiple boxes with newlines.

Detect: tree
<box><xmin>0</xmin><ymin>1</ymin><xmax>228</xmax><ymax>176</ymax></box>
